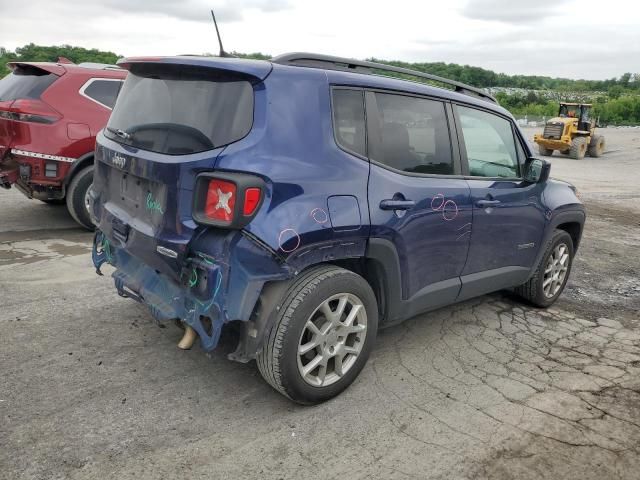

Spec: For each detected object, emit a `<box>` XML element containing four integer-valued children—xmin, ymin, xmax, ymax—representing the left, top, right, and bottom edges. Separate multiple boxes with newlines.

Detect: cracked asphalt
<box><xmin>1</xmin><ymin>127</ymin><xmax>639</xmax><ymax>479</ymax></box>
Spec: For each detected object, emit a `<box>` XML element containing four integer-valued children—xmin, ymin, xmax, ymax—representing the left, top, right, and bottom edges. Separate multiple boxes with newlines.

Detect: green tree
<box><xmin>608</xmin><ymin>86</ymin><xmax>624</xmax><ymax>99</ymax></box>
<box><xmin>1</xmin><ymin>44</ymin><xmax>119</xmax><ymax>77</ymax></box>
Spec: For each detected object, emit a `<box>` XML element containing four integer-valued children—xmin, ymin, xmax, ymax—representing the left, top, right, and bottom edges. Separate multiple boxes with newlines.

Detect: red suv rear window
<box><xmin>0</xmin><ymin>65</ymin><xmax>57</xmax><ymax>101</ymax></box>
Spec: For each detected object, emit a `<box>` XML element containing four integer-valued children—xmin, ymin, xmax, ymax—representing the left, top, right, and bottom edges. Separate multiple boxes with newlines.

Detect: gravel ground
<box><xmin>1</xmin><ymin>127</ymin><xmax>639</xmax><ymax>480</ymax></box>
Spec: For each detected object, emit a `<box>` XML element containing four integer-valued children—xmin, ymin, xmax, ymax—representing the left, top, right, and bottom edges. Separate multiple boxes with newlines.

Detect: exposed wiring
<box><xmin>193</xmin><ymin>269</ymin><xmax>223</xmax><ymax>312</ymax></box>
<box><xmin>196</xmin><ymin>252</ymin><xmax>215</xmax><ymax>265</ymax></box>
<box><xmin>212</xmin><ymin>269</ymin><xmax>222</xmax><ymax>299</ymax></box>
<box><xmin>102</xmin><ymin>237</ymin><xmax>113</xmax><ymax>263</ymax></box>
<box><xmin>188</xmin><ymin>268</ymin><xmax>198</xmax><ymax>288</ymax></box>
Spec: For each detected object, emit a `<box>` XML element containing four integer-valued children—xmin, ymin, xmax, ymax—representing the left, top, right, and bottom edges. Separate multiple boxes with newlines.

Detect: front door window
<box><xmin>457</xmin><ymin>106</ymin><xmax>519</xmax><ymax>178</ymax></box>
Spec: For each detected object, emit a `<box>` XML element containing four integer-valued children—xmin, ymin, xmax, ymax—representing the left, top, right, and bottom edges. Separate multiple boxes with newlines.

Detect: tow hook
<box><xmin>178</xmin><ymin>324</ymin><xmax>198</xmax><ymax>350</ymax></box>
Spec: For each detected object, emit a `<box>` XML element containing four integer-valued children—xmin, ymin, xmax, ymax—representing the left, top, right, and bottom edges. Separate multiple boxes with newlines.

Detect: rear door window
<box><xmin>332</xmin><ymin>88</ymin><xmax>366</xmax><ymax>157</ymax></box>
<box><xmin>0</xmin><ymin>66</ymin><xmax>57</xmax><ymax>101</ymax></box>
<box><xmin>371</xmin><ymin>93</ymin><xmax>454</xmax><ymax>175</ymax></box>
<box><xmin>81</xmin><ymin>79</ymin><xmax>123</xmax><ymax>109</ymax></box>
<box><xmin>105</xmin><ymin>66</ymin><xmax>254</xmax><ymax>155</ymax></box>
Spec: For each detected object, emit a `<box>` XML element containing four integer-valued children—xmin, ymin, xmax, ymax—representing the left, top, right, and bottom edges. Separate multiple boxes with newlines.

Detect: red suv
<box><xmin>0</xmin><ymin>58</ymin><xmax>126</xmax><ymax>228</ymax></box>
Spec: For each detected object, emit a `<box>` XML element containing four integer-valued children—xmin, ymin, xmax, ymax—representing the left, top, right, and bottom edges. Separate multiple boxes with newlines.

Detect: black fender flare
<box><xmin>364</xmin><ymin>238</ymin><xmax>405</xmax><ymax>325</ymax></box>
<box><xmin>228</xmin><ymin>278</ymin><xmax>291</xmax><ymax>363</ymax></box>
<box><xmin>529</xmin><ymin>208</ymin><xmax>586</xmax><ymax>279</ymax></box>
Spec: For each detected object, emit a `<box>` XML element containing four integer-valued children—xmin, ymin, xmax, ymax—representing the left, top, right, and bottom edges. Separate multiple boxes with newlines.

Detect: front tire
<box><xmin>257</xmin><ymin>265</ymin><xmax>378</xmax><ymax>404</ymax></box>
<box><xmin>588</xmin><ymin>134</ymin><xmax>605</xmax><ymax>157</ymax></box>
<box><xmin>514</xmin><ymin>229</ymin><xmax>574</xmax><ymax>307</ymax></box>
<box><xmin>537</xmin><ymin>144</ymin><xmax>553</xmax><ymax>156</ymax></box>
<box><xmin>569</xmin><ymin>137</ymin><xmax>587</xmax><ymax>159</ymax></box>
<box><xmin>65</xmin><ymin>165</ymin><xmax>94</xmax><ymax>230</ymax></box>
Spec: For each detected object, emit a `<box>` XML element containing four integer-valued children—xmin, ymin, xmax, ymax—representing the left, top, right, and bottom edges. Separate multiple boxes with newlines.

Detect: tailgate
<box><xmin>92</xmin><ymin>135</ymin><xmax>225</xmax><ymax>280</ymax></box>
<box><xmin>0</xmin><ymin>63</ymin><xmax>61</xmax><ymax>152</ymax></box>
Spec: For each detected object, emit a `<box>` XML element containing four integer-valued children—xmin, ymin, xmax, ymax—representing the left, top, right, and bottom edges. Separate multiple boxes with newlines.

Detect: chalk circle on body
<box><xmin>310</xmin><ymin>207</ymin><xmax>329</xmax><ymax>224</ymax></box>
<box><xmin>279</xmin><ymin>228</ymin><xmax>301</xmax><ymax>253</ymax></box>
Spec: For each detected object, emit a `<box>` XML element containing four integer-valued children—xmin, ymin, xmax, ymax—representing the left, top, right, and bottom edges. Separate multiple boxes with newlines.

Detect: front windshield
<box><xmin>559</xmin><ymin>105</ymin><xmax>580</xmax><ymax>118</ymax></box>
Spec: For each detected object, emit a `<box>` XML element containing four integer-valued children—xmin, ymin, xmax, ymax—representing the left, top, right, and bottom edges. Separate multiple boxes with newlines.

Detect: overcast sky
<box><xmin>0</xmin><ymin>0</ymin><xmax>638</xmax><ymax>80</ymax></box>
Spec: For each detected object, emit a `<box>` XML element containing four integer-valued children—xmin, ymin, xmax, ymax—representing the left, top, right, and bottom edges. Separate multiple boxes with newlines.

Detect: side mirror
<box><xmin>524</xmin><ymin>158</ymin><xmax>551</xmax><ymax>183</ymax></box>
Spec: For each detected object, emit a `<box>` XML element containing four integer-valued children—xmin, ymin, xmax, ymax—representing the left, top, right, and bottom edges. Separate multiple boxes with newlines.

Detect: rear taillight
<box><xmin>204</xmin><ymin>179</ymin><xmax>237</xmax><ymax>223</ymax></box>
<box><xmin>193</xmin><ymin>173</ymin><xmax>265</xmax><ymax>229</ymax></box>
<box><xmin>0</xmin><ymin>99</ymin><xmax>61</xmax><ymax>124</ymax></box>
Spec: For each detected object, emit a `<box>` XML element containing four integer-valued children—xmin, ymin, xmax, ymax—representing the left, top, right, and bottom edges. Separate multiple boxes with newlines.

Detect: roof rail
<box><xmin>272</xmin><ymin>52</ymin><xmax>497</xmax><ymax>104</ymax></box>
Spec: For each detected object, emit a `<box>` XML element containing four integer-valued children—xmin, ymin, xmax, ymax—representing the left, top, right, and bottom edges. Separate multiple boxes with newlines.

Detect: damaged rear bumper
<box><xmin>92</xmin><ymin>231</ymin><xmax>226</xmax><ymax>350</ymax></box>
<box><xmin>0</xmin><ymin>157</ymin><xmax>19</xmax><ymax>189</ymax></box>
<box><xmin>92</xmin><ymin>229</ymin><xmax>293</xmax><ymax>353</ymax></box>
<box><xmin>0</xmin><ymin>168</ymin><xmax>18</xmax><ymax>188</ymax></box>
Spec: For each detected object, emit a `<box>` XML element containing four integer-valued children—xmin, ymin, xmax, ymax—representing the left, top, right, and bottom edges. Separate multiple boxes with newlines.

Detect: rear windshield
<box><xmin>0</xmin><ymin>66</ymin><xmax>57</xmax><ymax>101</ymax></box>
<box><xmin>105</xmin><ymin>66</ymin><xmax>254</xmax><ymax>155</ymax></box>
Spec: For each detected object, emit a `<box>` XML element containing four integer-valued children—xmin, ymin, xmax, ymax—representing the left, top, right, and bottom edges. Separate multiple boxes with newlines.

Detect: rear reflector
<box><xmin>44</xmin><ymin>162</ymin><xmax>57</xmax><ymax>177</ymax></box>
<box><xmin>204</xmin><ymin>179</ymin><xmax>236</xmax><ymax>223</ymax></box>
<box><xmin>243</xmin><ymin>187</ymin><xmax>261</xmax><ymax>216</ymax></box>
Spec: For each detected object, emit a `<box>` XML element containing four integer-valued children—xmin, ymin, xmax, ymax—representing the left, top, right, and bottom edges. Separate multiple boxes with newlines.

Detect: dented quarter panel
<box><xmin>215</xmin><ymin>64</ymin><xmax>371</xmax><ymax>258</ymax></box>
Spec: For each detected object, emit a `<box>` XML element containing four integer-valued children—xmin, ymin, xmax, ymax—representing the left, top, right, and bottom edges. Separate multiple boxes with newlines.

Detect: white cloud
<box><xmin>100</xmin><ymin>0</ymin><xmax>292</xmax><ymax>22</ymax></box>
<box><xmin>0</xmin><ymin>0</ymin><xmax>638</xmax><ymax>79</ymax></box>
<box><xmin>460</xmin><ymin>0</ymin><xmax>572</xmax><ymax>23</ymax></box>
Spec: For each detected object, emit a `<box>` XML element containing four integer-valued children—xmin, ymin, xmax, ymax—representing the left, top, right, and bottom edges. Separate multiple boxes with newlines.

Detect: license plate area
<box><xmin>120</xmin><ymin>172</ymin><xmax>146</xmax><ymax>209</ymax></box>
<box><xmin>108</xmin><ymin>169</ymin><xmax>167</xmax><ymax>222</ymax></box>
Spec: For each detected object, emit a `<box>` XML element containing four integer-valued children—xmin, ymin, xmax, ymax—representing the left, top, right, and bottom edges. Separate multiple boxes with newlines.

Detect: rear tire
<box><xmin>257</xmin><ymin>265</ymin><xmax>378</xmax><ymax>404</ymax></box>
<box><xmin>569</xmin><ymin>137</ymin><xmax>587</xmax><ymax>159</ymax></box>
<box><xmin>588</xmin><ymin>134</ymin><xmax>605</xmax><ymax>157</ymax></box>
<box><xmin>514</xmin><ymin>229</ymin><xmax>574</xmax><ymax>308</ymax></box>
<box><xmin>537</xmin><ymin>144</ymin><xmax>553</xmax><ymax>156</ymax></box>
<box><xmin>65</xmin><ymin>165</ymin><xmax>94</xmax><ymax>230</ymax></box>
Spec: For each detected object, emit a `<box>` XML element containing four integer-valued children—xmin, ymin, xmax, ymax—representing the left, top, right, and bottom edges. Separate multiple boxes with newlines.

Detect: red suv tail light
<box><xmin>193</xmin><ymin>172</ymin><xmax>265</xmax><ymax>228</ymax></box>
<box><xmin>0</xmin><ymin>98</ymin><xmax>62</xmax><ymax>124</ymax></box>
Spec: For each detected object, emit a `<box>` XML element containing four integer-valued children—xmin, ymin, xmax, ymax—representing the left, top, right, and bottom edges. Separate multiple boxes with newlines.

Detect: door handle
<box><xmin>476</xmin><ymin>199</ymin><xmax>501</xmax><ymax>207</ymax></box>
<box><xmin>380</xmin><ymin>199</ymin><xmax>416</xmax><ymax>210</ymax></box>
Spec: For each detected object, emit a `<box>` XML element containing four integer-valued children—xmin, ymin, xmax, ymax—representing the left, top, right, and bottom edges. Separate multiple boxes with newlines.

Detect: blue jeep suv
<box><xmin>90</xmin><ymin>53</ymin><xmax>585</xmax><ymax>404</ymax></box>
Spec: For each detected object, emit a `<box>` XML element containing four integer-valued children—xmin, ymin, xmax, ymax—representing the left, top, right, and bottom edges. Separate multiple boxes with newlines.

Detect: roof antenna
<box><xmin>211</xmin><ymin>9</ymin><xmax>235</xmax><ymax>58</ymax></box>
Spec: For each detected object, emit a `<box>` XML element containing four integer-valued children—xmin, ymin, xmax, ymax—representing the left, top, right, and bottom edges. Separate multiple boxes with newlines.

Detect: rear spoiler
<box><xmin>7</xmin><ymin>62</ymin><xmax>67</xmax><ymax>76</ymax></box>
<box><xmin>117</xmin><ymin>56</ymin><xmax>273</xmax><ymax>83</ymax></box>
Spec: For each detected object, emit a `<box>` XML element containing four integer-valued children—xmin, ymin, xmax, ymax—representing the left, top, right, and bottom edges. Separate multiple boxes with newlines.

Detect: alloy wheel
<box><xmin>297</xmin><ymin>293</ymin><xmax>367</xmax><ymax>387</ymax></box>
<box><xmin>543</xmin><ymin>243</ymin><xmax>570</xmax><ymax>298</ymax></box>
<box><xmin>84</xmin><ymin>184</ymin><xmax>92</xmax><ymax>217</ymax></box>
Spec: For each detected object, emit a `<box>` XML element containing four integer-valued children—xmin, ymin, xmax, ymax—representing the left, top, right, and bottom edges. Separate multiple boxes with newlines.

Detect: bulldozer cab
<box><xmin>559</xmin><ymin>103</ymin><xmax>592</xmax><ymax>132</ymax></box>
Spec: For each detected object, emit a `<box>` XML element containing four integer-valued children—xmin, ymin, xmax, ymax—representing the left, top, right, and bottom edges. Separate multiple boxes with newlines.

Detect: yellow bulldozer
<box><xmin>533</xmin><ymin>103</ymin><xmax>605</xmax><ymax>159</ymax></box>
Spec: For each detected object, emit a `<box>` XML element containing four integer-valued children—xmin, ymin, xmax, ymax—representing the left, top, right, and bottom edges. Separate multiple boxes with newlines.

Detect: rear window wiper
<box><xmin>106</xmin><ymin>126</ymin><xmax>133</xmax><ymax>141</ymax></box>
